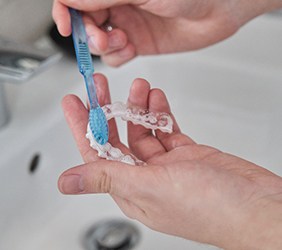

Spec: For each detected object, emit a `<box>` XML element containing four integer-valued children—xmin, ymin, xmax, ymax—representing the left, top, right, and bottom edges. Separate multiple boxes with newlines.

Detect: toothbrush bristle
<box><xmin>89</xmin><ymin>107</ymin><xmax>109</xmax><ymax>145</ymax></box>
<box><xmin>78</xmin><ymin>41</ymin><xmax>92</xmax><ymax>74</ymax></box>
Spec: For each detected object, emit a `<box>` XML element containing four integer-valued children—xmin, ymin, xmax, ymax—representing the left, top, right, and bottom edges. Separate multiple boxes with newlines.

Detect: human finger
<box><xmin>52</xmin><ymin>0</ymin><xmax>71</xmax><ymax>36</ymax></box>
<box><xmin>62</xmin><ymin>94</ymin><xmax>98</xmax><ymax>162</ymax></box>
<box><xmin>94</xmin><ymin>74</ymin><xmax>131</xmax><ymax>154</ymax></box>
<box><xmin>85</xmin><ymin>9</ymin><xmax>110</xmax><ymax>26</ymax></box>
<box><xmin>52</xmin><ymin>0</ymin><xmax>131</xmax><ymax>36</ymax></box>
<box><xmin>84</xmin><ymin>16</ymin><xmax>129</xmax><ymax>57</ymax></box>
<box><xmin>148</xmin><ymin>88</ymin><xmax>195</xmax><ymax>151</ymax></box>
<box><xmin>101</xmin><ymin>43</ymin><xmax>136</xmax><ymax>67</ymax></box>
<box><xmin>127</xmin><ymin>79</ymin><xmax>166</xmax><ymax>161</ymax></box>
<box><xmin>94</xmin><ymin>74</ymin><xmax>120</xmax><ymax>145</ymax></box>
<box><xmin>61</xmin><ymin>74</ymin><xmax>123</xmax><ymax>162</ymax></box>
<box><xmin>58</xmin><ymin>160</ymin><xmax>142</xmax><ymax>198</ymax></box>
<box><xmin>55</xmin><ymin>0</ymin><xmax>137</xmax><ymax>12</ymax></box>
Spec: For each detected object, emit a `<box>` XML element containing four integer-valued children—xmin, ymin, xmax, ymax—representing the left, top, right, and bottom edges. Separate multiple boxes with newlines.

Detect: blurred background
<box><xmin>0</xmin><ymin>1</ymin><xmax>282</xmax><ymax>250</ymax></box>
<box><xmin>0</xmin><ymin>0</ymin><xmax>53</xmax><ymax>43</ymax></box>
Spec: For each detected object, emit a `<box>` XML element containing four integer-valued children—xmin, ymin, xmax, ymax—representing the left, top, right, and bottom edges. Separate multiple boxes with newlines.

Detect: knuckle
<box><xmin>83</xmin><ymin>147</ymin><xmax>99</xmax><ymax>163</ymax></box>
<box><xmin>89</xmin><ymin>48</ymin><xmax>100</xmax><ymax>56</ymax></box>
<box><xmin>64</xmin><ymin>0</ymin><xmax>78</xmax><ymax>7</ymax></box>
<box><xmin>102</xmin><ymin>57</ymin><xmax>122</xmax><ymax>68</ymax></box>
<box><xmin>95</xmin><ymin>168</ymin><xmax>113</xmax><ymax>193</ymax></box>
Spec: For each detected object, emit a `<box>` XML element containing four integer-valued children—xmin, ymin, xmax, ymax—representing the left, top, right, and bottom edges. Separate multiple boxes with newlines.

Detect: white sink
<box><xmin>0</xmin><ymin>14</ymin><xmax>281</xmax><ymax>250</ymax></box>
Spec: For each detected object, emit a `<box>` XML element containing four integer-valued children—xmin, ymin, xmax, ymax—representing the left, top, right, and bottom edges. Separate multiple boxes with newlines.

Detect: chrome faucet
<box><xmin>0</xmin><ymin>37</ymin><xmax>61</xmax><ymax>129</ymax></box>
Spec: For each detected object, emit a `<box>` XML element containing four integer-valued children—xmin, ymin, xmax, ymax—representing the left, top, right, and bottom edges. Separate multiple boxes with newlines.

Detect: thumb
<box><xmin>58</xmin><ymin>160</ymin><xmax>141</xmax><ymax>198</ymax></box>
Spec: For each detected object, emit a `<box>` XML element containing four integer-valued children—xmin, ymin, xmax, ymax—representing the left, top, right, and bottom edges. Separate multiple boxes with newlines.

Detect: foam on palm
<box><xmin>86</xmin><ymin>102</ymin><xmax>173</xmax><ymax>166</ymax></box>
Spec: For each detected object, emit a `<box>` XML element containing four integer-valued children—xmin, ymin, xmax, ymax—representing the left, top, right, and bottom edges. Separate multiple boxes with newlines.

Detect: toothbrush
<box><xmin>69</xmin><ymin>8</ymin><xmax>109</xmax><ymax>145</ymax></box>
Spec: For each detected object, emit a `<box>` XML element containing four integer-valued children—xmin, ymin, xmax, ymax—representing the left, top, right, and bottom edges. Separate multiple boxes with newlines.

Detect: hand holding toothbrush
<box><xmin>58</xmin><ymin>73</ymin><xmax>282</xmax><ymax>250</ymax></box>
<box><xmin>53</xmin><ymin>0</ymin><xmax>282</xmax><ymax>67</ymax></box>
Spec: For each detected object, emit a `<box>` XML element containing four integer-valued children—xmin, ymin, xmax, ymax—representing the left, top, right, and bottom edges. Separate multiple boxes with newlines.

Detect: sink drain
<box><xmin>83</xmin><ymin>219</ymin><xmax>140</xmax><ymax>250</ymax></box>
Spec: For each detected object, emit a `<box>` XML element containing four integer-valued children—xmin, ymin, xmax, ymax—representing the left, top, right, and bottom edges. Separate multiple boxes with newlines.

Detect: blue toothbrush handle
<box><xmin>69</xmin><ymin>8</ymin><xmax>99</xmax><ymax>109</ymax></box>
<box><xmin>84</xmin><ymin>74</ymin><xmax>99</xmax><ymax>109</ymax></box>
<box><xmin>69</xmin><ymin>8</ymin><xmax>87</xmax><ymax>45</ymax></box>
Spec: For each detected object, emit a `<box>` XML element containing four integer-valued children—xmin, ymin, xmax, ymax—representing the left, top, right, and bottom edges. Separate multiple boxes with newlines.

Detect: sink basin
<box><xmin>0</xmin><ymin>15</ymin><xmax>281</xmax><ymax>250</ymax></box>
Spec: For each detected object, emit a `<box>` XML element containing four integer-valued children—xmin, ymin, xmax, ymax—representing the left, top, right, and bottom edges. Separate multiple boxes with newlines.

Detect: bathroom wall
<box><xmin>0</xmin><ymin>0</ymin><xmax>53</xmax><ymax>43</ymax></box>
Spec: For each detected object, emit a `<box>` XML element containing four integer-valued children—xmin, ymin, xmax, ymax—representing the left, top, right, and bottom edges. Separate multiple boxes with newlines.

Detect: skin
<box><xmin>53</xmin><ymin>0</ymin><xmax>282</xmax><ymax>66</ymax></box>
<box><xmin>53</xmin><ymin>0</ymin><xmax>282</xmax><ymax>247</ymax></box>
<box><xmin>59</xmin><ymin>74</ymin><xmax>282</xmax><ymax>249</ymax></box>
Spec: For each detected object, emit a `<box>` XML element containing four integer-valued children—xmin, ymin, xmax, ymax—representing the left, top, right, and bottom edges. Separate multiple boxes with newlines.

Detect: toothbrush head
<box><xmin>89</xmin><ymin>107</ymin><xmax>109</xmax><ymax>145</ymax></box>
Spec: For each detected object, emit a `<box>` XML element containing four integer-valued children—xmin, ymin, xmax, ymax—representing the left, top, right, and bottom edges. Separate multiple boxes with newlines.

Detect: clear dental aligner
<box><xmin>86</xmin><ymin>102</ymin><xmax>173</xmax><ymax>166</ymax></box>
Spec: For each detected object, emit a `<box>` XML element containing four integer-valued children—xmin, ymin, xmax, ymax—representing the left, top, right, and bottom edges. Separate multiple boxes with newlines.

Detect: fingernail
<box><xmin>108</xmin><ymin>32</ymin><xmax>122</xmax><ymax>48</ymax></box>
<box><xmin>89</xmin><ymin>36</ymin><xmax>97</xmax><ymax>50</ymax></box>
<box><xmin>60</xmin><ymin>174</ymin><xmax>84</xmax><ymax>194</ymax></box>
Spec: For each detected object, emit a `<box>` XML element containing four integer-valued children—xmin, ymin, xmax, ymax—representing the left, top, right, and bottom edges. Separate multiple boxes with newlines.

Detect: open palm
<box><xmin>59</xmin><ymin>74</ymin><xmax>282</xmax><ymax>249</ymax></box>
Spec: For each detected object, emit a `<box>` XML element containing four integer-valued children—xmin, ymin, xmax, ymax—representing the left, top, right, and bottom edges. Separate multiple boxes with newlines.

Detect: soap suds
<box><xmin>86</xmin><ymin>102</ymin><xmax>173</xmax><ymax>166</ymax></box>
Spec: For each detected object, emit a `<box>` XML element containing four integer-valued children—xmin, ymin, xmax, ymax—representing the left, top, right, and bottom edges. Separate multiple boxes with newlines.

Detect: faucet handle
<box><xmin>0</xmin><ymin>36</ymin><xmax>61</xmax><ymax>83</ymax></box>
